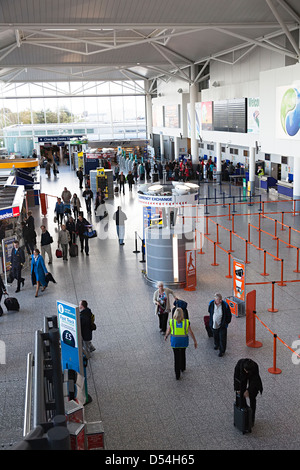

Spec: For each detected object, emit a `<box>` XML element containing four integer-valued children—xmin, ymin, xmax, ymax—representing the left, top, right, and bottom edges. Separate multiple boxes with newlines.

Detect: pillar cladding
<box><xmin>249</xmin><ymin>146</ymin><xmax>256</xmax><ymax>195</ymax></box>
<box><xmin>145</xmin><ymin>226</ymin><xmax>193</xmax><ymax>287</ymax></box>
<box><xmin>293</xmin><ymin>156</ymin><xmax>300</xmax><ymax>213</ymax></box>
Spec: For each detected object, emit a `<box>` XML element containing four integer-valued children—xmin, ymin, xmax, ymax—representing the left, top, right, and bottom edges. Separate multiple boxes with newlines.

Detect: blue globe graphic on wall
<box><xmin>281</xmin><ymin>88</ymin><xmax>300</xmax><ymax>136</ymax></box>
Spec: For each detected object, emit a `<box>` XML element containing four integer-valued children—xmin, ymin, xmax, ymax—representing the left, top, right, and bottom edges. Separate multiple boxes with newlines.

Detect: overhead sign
<box><xmin>38</xmin><ymin>135</ymin><xmax>82</xmax><ymax>142</ymax></box>
<box><xmin>57</xmin><ymin>300</ymin><xmax>83</xmax><ymax>375</ymax></box>
<box><xmin>138</xmin><ymin>192</ymin><xmax>198</xmax><ymax>207</ymax></box>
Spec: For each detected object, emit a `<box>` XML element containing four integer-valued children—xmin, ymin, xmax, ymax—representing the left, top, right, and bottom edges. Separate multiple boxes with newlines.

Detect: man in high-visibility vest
<box><xmin>165</xmin><ymin>307</ymin><xmax>197</xmax><ymax>380</ymax></box>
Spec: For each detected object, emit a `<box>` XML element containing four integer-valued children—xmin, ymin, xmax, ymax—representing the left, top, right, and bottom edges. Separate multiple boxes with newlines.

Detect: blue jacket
<box><xmin>208</xmin><ymin>300</ymin><xmax>231</xmax><ymax>330</ymax></box>
<box><xmin>31</xmin><ymin>254</ymin><xmax>48</xmax><ymax>286</ymax></box>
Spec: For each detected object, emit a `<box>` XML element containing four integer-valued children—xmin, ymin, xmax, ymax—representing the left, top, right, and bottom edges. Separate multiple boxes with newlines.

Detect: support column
<box><xmin>174</xmin><ymin>136</ymin><xmax>180</xmax><ymax>160</ymax></box>
<box><xmin>145</xmin><ymin>80</ymin><xmax>153</xmax><ymax>143</ymax></box>
<box><xmin>190</xmin><ymin>65</ymin><xmax>198</xmax><ymax>165</ymax></box>
<box><xmin>293</xmin><ymin>156</ymin><xmax>300</xmax><ymax>213</ymax></box>
<box><xmin>216</xmin><ymin>142</ymin><xmax>222</xmax><ymax>183</ymax></box>
<box><xmin>160</xmin><ymin>133</ymin><xmax>165</xmax><ymax>162</ymax></box>
<box><xmin>249</xmin><ymin>146</ymin><xmax>256</xmax><ymax>195</ymax></box>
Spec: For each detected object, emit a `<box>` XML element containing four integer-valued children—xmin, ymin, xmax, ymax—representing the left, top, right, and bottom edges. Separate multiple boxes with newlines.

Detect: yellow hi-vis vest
<box><xmin>170</xmin><ymin>319</ymin><xmax>189</xmax><ymax>348</ymax></box>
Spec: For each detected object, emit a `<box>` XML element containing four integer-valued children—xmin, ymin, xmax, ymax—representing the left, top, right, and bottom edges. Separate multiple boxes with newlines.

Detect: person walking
<box><xmin>82</xmin><ymin>186</ymin><xmax>94</xmax><ymax>215</ymax></box>
<box><xmin>61</xmin><ymin>187</ymin><xmax>72</xmax><ymax>210</ymax></box>
<box><xmin>113</xmin><ymin>206</ymin><xmax>127</xmax><ymax>245</ymax></box>
<box><xmin>234</xmin><ymin>358</ymin><xmax>263</xmax><ymax>426</ymax></box>
<box><xmin>31</xmin><ymin>248</ymin><xmax>48</xmax><ymax>297</ymax></box>
<box><xmin>0</xmin><ymin>275</ymin><xmax>8</xmax><ymax>310</ymax></box>
<box><xmin>75</xmin><ymin>214</ymin><xmax>90</xmax><ymax>255</ymax></box>
<box><xmin>54</xmin><ymin>197</ymin><xmax>65</xmax><ymax>225</ymax></box>
<box><xmin>10</xmin><ymin>240</ymin><xmax>25</xmax><ymax>293</ymax></box>
<box><xmin>126</xmin><ymin>171</ymin><xmax>134</xmax><ymax>191</ymax></box>
<box><xmin>165</xmin><ymin>307</ymin><xmax>197</xmax><ymax>380</ymax></box>
<box><xmin>66</xmin><ymin>216</ymin><xmax>76</xmax><ymax>245</ymax></box>
<box><xmin>71</xmin><ymin>193</ymin><xmax>81</xmax><ymax>220</ymax></box>
<box><xmin>21</xmin><ymin>222</ymin><xmax>35</xmax><ymax>256</ymax></box>
<box><xmin>119</xmin><ymin>171</ymin><xmax>126</xmax><ymax>195</ymax></box>
<box><xmin>76</xmin><ymin>168</ymin><xmax>84</xmax><ymax>189</ymax></box>
<box><xmin>79</xmin><ymin>299</ymin><xmax>96</xmax><ymax>359</ymax></box>
<box><xmin>153</xmin><ymin>281</ymin><xmax>178</xmax><ymax>335</ymax></box>
<box><xmin>58</xmin><ymin>224</ymin><xmax>71</xmax><ymax>261</ymax></box>
<box><xmin>208</xmin><ymin>293</ymin><xmax>232</xmax><ymax>357</ymax></box>
<box><xmin>40</xmin><ymin>225</ymin><xmax>53</xmax><ymax>264</ymax></box>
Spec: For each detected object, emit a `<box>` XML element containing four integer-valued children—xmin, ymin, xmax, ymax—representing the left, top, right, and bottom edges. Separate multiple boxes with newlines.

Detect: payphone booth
<box><xmin>96</xmin><ymin>168</ymin><xmax>108</xmax><ymax>198</ymax></box>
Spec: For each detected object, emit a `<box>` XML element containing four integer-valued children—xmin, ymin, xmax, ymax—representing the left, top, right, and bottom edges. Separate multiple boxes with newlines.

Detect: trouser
<box><xmin>119</xmin><ymin>182</ymin><xmax>125</xmax><ymax>194</ymax></box>
<box><xmin>56</xmin><ymin>212</ymin><xmax>64</xmax><ymax>224</ymax></box>
<box><xmin>158</xmin><ymin>312</ymin><xmax>168</xmax><ymax>333</ymax></box>
<box><xmin>173</xmin><ymin>348</ymin><xmax>186</xmax><ymax>379</ymax></box>
<box><xmin>79</xmin><ymin>236</ymin><xmax>89</xmax><ymax>254</ymax></box>
<box><xmin>85</xmin><ymin>199</ymin><xmax>92</xmax><ymax>213</ymax></box>
<box><xmin>61</xmin><ymin>243</ymin><xmax>68</xmax><ymax>260</ymax></box>
<box><xmin>116</xmin><ymin>225</ymin><xmax>125</xmax><ymax>244</ymax></box>
<box><xmin>82</xmin><ymin>340</ymin><xmax>95</xmax><ymax>358</ymax></box>
<box><xmin>212</xmin><ymin>327</ymin><xmax>228</xmax><ymax>354</ymax></box>
<box><xmin>12</xmin><ymin>268</ymin><xmax>24</xmax><ymax>290</ymax></box>
<box><xmin>25</xmin><ymin>241</ymin><xmax>35</xmax><ymax>255</ymax></box>
<box><xmin>41</xmin><ymin>244</ymin><xmax>52</xmax><ymax>263</ymax></box>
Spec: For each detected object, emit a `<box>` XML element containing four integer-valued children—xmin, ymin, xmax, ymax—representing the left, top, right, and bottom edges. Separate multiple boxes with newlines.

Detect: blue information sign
<box><xmin>57</xmin><ymin>300</ymin><xmax>83</xmax><ymax>375</ymax></box>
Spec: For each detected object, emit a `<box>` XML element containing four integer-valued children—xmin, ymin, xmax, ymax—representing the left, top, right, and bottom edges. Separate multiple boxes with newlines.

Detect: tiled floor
<box><xmin>0</xmin><ymin>165</ymin><xmax>299</xmax><ymax>450</ymax></box>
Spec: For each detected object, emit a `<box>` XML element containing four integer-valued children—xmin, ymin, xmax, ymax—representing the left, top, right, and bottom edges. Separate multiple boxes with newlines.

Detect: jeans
<box><xmin>116</xmin><ymin>225</ymin><xmax>125</xmax><ymax>244</ymax></box>
<box><xmin>212</xmin><ymin>327</ymin><xmax>228</xmax><ymax>354</ymax></box>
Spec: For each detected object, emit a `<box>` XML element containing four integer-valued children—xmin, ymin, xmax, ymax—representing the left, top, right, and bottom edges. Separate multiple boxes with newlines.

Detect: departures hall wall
<box><xmin>260</xmin><ymin>62</ymin><xmax>300</xmax><ymax>158</ymax></box>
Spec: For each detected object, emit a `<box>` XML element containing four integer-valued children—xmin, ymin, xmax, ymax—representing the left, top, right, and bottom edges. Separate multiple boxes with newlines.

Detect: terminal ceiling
<box><xmin>0</xmin><ymin>0</ymin><xmax>299</xmax><ymax>92</ymax></box>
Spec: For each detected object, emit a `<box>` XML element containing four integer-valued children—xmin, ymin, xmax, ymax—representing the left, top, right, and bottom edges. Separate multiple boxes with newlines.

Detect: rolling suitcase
<box><xmin>234</xmin><ymin>392</ymin><xmax>252</xmax><ymax>434</ymax></box>
<box><xmin>69</xmin><ymin>243</ymin><xmax>78</xmax><ymax>257</ymax></box>
<box><xmin>4</xmin><ymin>296</ymin><xmax>20</xmax><ymax>312</ymax></box>
<box><xmin>203</xmin><ymin>315</ymin><xmax>213</xmax><ymax>337</ymax></box>
<box><xmin>56</xmin><ymin>248</ymin><xmax>63</xmax><ymax>258</ymax></box>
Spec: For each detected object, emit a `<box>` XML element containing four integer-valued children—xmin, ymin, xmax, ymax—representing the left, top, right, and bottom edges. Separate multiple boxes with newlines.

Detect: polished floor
<box><xmin>0</xmin><ymin>164</ymin><xmax>299</xmax><ymax>450</ymax></box>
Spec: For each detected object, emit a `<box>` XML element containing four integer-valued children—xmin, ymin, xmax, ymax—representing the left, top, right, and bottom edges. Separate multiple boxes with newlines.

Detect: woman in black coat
<box><xmin>234</xmin><ymin>358</ymin><xmax>263</xmax><ymax>425</ymax></box>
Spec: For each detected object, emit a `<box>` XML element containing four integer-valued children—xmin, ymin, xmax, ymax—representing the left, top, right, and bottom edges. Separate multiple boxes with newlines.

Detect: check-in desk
<box><xmin>277</xmin><ymin>181</ymin><xmax>293</xmax><ymax>198</ymax></box>
<box><xmin>259</xmin><ymin>176</ymin><xmax>277</xmax><ymax>191</ymax></box>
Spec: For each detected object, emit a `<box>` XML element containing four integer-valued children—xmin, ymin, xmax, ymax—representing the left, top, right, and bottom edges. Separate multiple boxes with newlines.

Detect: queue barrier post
<box><xmin>268</xmin><ymin>281</ymin><xmax>278</xmax><ymax>313</ymax></box>
<box><xmin>245</xmin><ymin>240</ymin><xmax>250</xmax><ymax>264</ymax></box>
<box><xmin>280</xmin><ymin>212</ymin><xmax>285</xmax><ymax>231</ymax></box>
<box><xmin>287</xmin><ymin>226</ymin><xmax>292</xmax><ymax>248</ymax></box>
<box><xmin>229</xmin><ymin>230</ymin><xmax>234</xmax><ymax>253</ymax></box>
<box><xmin>293</xmin><ymin>247</ymin><xmax>300</xmax><ymax>273</ymax></box>
<box><xmin>268</xmin><ymin>334</ymin><xmax>282</xmax><ymax>375</ymax></box>
<box><xmin>211</xmin><ymin>242</ymin><xmax>219</xmax><ymax>266</ymax></box>
<box><xmin>133</xmin><ymin>231</ymin><xmax>141</xmax><ymax>254</ymax></box>
<box><xmin>277</xmin><ymin>259</ymin><xmax>286</xmax><ymax>286</ymax></box>
<box><xmin>198</xmin><ymin>232</ymin><xmax>205</xmax><ymax>255</ymax></box>
<box><xmin>260</xmin><ymin>250</ymin><xmax>269</xmax><ymax>276</ymax></box>
<box><xmin>225</xmin><ymin>252</ymin><xmax>232</xmax><ymax>279</ymax></box>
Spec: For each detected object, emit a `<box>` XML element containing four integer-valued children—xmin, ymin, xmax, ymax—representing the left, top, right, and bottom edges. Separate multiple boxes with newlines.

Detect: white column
<box><xmin>160</xmin><ymin>133</ymin><xmax>164</xmax><ymax>162</ymax></box>
<box><xmin>145</xmin><ymin>80</ymin><xmax>153</xmax><ymax>143</ymax></box>
<box><xmin>216</xmin><ymin>142</ymin><xmax>222</xmax><ymax>183</ymax></box>
<box><xmin>293</xmin><ymin>156</ymin><xmax>300</xmax><ymax>212</ymax></box>
<box><xmin>249</xmin><ymin>146</ymin><xmax>256</xmax><ymax>195</ymax></box>
<box><xmin>174</xmin><ymin>136</ymin><xmax>180</xmax><ymax>160</ymax></box>
<box><xmin>190</xmin><ymin>65</ymin><xmax>198</xmax><ymax>165</ymax></box>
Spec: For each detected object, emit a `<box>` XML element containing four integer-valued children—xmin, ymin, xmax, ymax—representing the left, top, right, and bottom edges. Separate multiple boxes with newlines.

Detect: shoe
<box><xmin>214</xmin><ymin>346</ymin><xmax>219</xmax><ymax>350</ymax></box>
<box><xmin>15</xmin><ymin>289</ymin><xmax>20</xmax><ymax>293</ymax></box>
<box><xmin>48</xmin><ymin>261</ymin><xmax>52</xmax><ymax>265</ymax></box>
<box><xmin>218</xmin><ymin>352</ymin><xmax>224</xmax><ymax>357</ymax></box>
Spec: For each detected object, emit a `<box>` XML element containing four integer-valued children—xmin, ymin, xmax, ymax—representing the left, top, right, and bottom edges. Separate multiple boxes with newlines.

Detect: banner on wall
<box><xmin>57</xmin><ymin>300</ymin><xmax>84</xmax><ymax>375</ymax></box>
<box><xmin>276</xmin><ymin>85</ymin><xmax>300</xmax><ymax>140</ymax></box>
<box><xmin>247</xmin><ymin>97</ymin><xmax>260</xmax><ymax>134</ymax></box>
<box><xmin>200</xmin><ymin>101</ymin><xmax>213</xmax><ymax>131</ymax></box>
<box><xmin>184</xmin><ymin>249</ymin><xmax>197</xmax><ymax>291</ymax></box>
<box><xmin>232</xmin><ymin>258</ymin><xmax>245</xmax><ymax>301</ymax></box>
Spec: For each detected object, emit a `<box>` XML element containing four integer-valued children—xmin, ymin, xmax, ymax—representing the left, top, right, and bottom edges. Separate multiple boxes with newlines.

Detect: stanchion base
<box><xmin>268</xmin><ymin>367</ymin><xmax>282</xmax><ymax>374</ymax></box>
<box><xmin>133</xmin><ymin>250</ymin><xmax>140</xmax><ymax>253</ymax></box>
<box><xmin>246</xmin><ymin>340</ymin><xmax>263</xmax><ymax>348</ymax></box>
<box><xmin>211</xmin><ymin>263</ymin><xmax>219</xmax><ymax>266</ymax></box>
<box><xmin>184</xmin><ymin>287</ymin><xmax>196</xmax><ymax>291</ymax></box>
<box><xmin>268</xmin><ymin>308</ymin><xmax>278</xmax><ymax>312</ymax></box>
<box><xmin>225</xmin><ymin>275</ymin><xmax>232</xmax><ymax>279</ymax></box>
<box><xmin>277</xmin><ymin>282</ymin><xmax>286</xmax><ymax>286</ymax></box>
<box><xmin>228</xmin><ymin>250</ymin><xmax>235</xmax><ymax>253</ymax></box>
<box><xmin>198</xmin><ymin>251</ymin><xmax>205</xmax><ymax>255</ymax></box>
<box><xmin>245</xmin><ymin>261</ymin><xmax>251</xmax><ymax>264</ymax></box>
<box><xmin>293</xmin><ymin>270</ymin><xmax>300</xmax><ymax>273</ymax></box>
<box><xmin>260</xmin><ymin>272</ymin><xmax>269</xmax><ymax>276</ymax></box>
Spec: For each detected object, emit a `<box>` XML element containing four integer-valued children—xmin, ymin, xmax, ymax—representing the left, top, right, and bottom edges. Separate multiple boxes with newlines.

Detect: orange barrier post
<box><xmin>245</xmin><ymin>240</ymin><xmax>250</xmax><ymax>264</ymax></box>
<box><xmin>268</xmin><ymin>281</ymin><xmax>278</xmax><ymax>312</ymax></box>
<box><xmin>273</xmin><ymin>219</ymin><xmax>277</xmax><ymax>240</ymax></box>
<box><xmin>293</xmin><ymin>247</ymin><xmax>300</xmax><ymax>273</ymax></box>
<box><xmin>225</xmin><ymin>252</ymin><xmax>232</xmax><ymax>278</ymax></box>
<box><xmin>211</xmin><ymin>242</ymin><xmax>219</xmax><ymax>266</ymax></box>
<box><xmin>246</xmin><ymin>290</ymin><xmax>263</xmax><ymax>348</ymax></box>
<box><xmin>205</xmin><ymin>216</ymin><xmax>210</xmax><ymax>236</ymax></box>
<box><xmin>277</xmin><ymin>259</ymin><xmax>286</xmax><ymax>286</ymax></box>
<box><xmin>228</xmin><ymin>203</ymin><xmax>231</xmax><ymax>221</ymax></box>
<box><xmin>248</xmin><ymin>223</ymin><xmax>251</xmax><ymax>243</ymax></box>
<box><xmin>229</xmin><ymin>230</ymin><xmax>234</xmax><ymax>253</ymax></box>
<box><xmin>275</xmin><ymin>237</ymin><xmax>280</xmax><ymax>260</ymax></box>
<box><xmin>232</xmin><ymin>214</ymin><xmax>235</xmax><ymax>233</ymax></box>
<box><xmin>198</xmin><ymin>232</ymin><xmax>205</xmax><ymax>255</ymax></box>
<box><xmin>280</xmin><ymin>212</ymin><xmax>285</xmax><ymax>231</ymax></box>
<box><xmin>268</xmin><ymin>334</ymin><xmax>282</xmax><ymax>374</ymax></box>
<box><xmin>260</xmin><ymin>250</ymin><xmax>269</xmax><ymax>276</ymax></box>
<box><xmin>216</xmin><ymin>223</ymin><xmax>220</xmax><ymax>244</ymax></box>
<box><xmin>287</xmin><ymin>226</ymin><xmax>292</xmax><ymax>248</ymax></box>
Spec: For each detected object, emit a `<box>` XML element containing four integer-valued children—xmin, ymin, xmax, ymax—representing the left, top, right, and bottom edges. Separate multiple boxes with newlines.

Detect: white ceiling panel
<box><xmin>0</xmin><ymin>0</ymin><xmax>299</xmax><ymax>85</ymax></box>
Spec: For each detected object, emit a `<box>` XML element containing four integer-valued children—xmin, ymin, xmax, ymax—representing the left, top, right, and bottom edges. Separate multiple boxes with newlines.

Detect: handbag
<box><xmin>56</xmin><ymin>248</ymin><xmax>63</xmax><ymax>258</ymax></box>
<box><xmin>84</xmin><ymin>226</ymin><xmax>97</xmax><ymax>238</ymax></box>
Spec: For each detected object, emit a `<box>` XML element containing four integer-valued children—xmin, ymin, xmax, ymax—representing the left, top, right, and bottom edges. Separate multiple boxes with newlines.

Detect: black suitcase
<box><xmin>4</xmin><ymin>296</ymin><xmax>20</xmax><ymax>312</ymax></box>
<box><xmin>234</xmin><ymin>392</ymin><xmax>252</xmax><ymax>434</ymax></box>
<box><xmin>69</xmin><ymin>243</ymin><xmax>78</xmax><ymax>257</ymax></box>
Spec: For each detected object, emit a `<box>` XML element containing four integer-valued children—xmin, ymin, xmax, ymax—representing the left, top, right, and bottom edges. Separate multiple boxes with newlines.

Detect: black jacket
<box><xmin>208</xmin><ymin>299</ymin><xmax>231</xmax><ymax>330</ymax></box>
<box><xmin>11</xmin><ymin>247</ymin><xmax>25</xmax><ymax>271</ymax></box>
<box><xmin>41</xmin><ymin>230</ymin><xmax>52</xmax><ymax>246</ymax></box>
<box><xmin>234</xmin><ymin>358</ymin><xmax>263</xmax><ymax>397</ymax></box>
<box><xmin>75</xmin><ymin>218</ymin><xmax>90</xmax><ymax>237</ymax></box>
<box><xmin>80</xmin><ymin>307</ymin><xmax>94</xmax><ymax>341</ymax></box>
